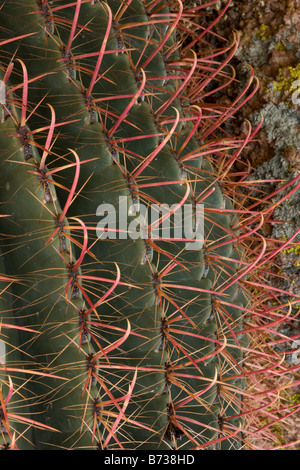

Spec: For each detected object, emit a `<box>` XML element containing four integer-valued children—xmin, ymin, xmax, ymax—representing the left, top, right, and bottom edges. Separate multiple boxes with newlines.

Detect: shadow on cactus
<box><xmin>0</xmin><ymin>0</ymin><xmax>299</xmax><ymax>450</ymax></box>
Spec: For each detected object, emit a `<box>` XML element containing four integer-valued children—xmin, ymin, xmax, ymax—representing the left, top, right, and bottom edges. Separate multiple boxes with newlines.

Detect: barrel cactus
<box><xmin>0</xmin><ymin>0</ymin><xmax>296</xmax><ymax>451</ymax></box>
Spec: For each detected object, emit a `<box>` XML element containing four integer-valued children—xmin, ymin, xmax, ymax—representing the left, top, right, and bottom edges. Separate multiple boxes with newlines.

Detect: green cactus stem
<box><xmin>0</xmin><ymin>0</ymin><xmax>282</xmax><ymax>450</ymax></box>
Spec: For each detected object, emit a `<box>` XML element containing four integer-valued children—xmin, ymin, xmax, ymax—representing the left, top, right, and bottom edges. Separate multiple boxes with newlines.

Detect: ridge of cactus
<box><xmin>0</xmin><ymin>0</ymin><xmax>298</xmax><ymax>451</ymax></box>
